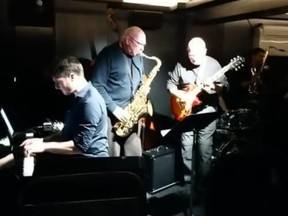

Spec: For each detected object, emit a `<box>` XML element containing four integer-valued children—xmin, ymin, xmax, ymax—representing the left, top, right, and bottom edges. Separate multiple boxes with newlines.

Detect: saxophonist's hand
<box><xmin>113</xmin><ymin>106</ymin><xmax>130</xmax><ymax>122</ymax></box>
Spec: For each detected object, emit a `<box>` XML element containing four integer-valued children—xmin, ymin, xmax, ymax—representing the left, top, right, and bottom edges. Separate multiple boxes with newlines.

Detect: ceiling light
<box><xmin>123</xmin><ymin>0</ymin><xmax>188</xmax><ymax>7</ymax></box>
<box><xmin>36</xmin><ymin>0</ymin><xmax>43</xmax><ymax>7</ymax></box>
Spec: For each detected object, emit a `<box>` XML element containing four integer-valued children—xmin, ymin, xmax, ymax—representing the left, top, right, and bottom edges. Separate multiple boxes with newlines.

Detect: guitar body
<box><xmin>170</xmin><ymin>83</ymin><xmax>202</xmax><ymax>121</ymax></box>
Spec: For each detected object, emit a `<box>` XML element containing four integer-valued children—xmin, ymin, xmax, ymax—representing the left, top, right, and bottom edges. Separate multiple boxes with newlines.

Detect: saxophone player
<box><xmin>91</xmin><ymin>26</ymin><xmax>147</xmax><ymax>157</ymax></box>
<box><xmin>226</xmin><ymin>47</ymin><xmax>269</xmax><ymax>110</ymax></box>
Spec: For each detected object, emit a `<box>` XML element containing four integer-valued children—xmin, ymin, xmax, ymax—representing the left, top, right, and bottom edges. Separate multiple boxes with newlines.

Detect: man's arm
<box><xmin>43</xmin><ymin>140</ymin><xmax>82</xmax><ymax>155</ymax></box>
<box><xmin>167</xmin><ymin>63</ymin><xmax>185</xmax><ymax>98</ymax></box>
<box><xmin>0</xmin><ymin>153</ymin><xmax>14</xmax><ymax>170</ymax></box>
<box><xmin>21</xmin><ymin>138</ymin><xmax>82</xmax><ymax>156</ymax></box>
<box><xmin>90</xmin><ymin>48</ymin><xmax>117</xmax><ymax>112</ymax></box>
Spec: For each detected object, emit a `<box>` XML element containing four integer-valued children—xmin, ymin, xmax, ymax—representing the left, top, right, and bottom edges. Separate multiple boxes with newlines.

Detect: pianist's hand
<box><xmin>21</xmin><ymin>138</ymin><xmax>45</xmax><ymax>156</ymax></box>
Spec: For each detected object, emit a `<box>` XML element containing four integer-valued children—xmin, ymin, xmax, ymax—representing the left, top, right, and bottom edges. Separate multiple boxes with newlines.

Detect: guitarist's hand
<box><xmin>171</xmin><ymin>88</ymin><xmax>197</xmax><ymax>113</ymax></box>
<box><xmin>214</xmin><ymin>83</ymin><xmax>224</xmax><ymax>94</ymax></box>
<box><xmin>202</xmin><ymin>82</ymin><xmax>215</xmax><ymax>94</ymax></box>
<box><xmin>202</xmin><ymin>82</ymin><xmax>223</xmax><ymax>94</ymax></box>
<box><xmin>177</xmin><ymin>91</ymin><xmax>197</xmax><ymax>111</ymax></box>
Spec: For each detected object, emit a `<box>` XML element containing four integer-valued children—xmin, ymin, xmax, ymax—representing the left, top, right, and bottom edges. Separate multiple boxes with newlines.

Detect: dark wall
<box><xmin>0</xmin><ymin>0</ymin><xmax>70</xmax><ymax>131</ymax></box>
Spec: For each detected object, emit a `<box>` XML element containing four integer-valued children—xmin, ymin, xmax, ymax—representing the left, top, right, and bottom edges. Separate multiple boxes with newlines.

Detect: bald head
<box><xmin>187</xmin><ymin>37</ymin><xmax>207</xmax><ymax>66</ymax></box>
<box><xmin>122</xmin><ymin>26</ymin><xmax>146</xmax><ymax>44</ymax></box>
<box><xmin>120</xmin><ymin>26</ymin><xmax>146</xmax><ymax>56</ymax></box>
<box><xmin>188</xmin><ymin>37</ymin><xmax>206</xmax><ymax>51</ymax></box>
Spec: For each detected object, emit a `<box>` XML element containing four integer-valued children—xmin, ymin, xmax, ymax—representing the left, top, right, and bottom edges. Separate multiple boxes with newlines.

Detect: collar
<box><xmin>74</xmin><ymin>82</ymin><xmax>90</xmax><ymax>98</ymax></box>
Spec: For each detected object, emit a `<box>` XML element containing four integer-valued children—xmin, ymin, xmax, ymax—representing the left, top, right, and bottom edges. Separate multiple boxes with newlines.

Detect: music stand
<box><xmin>160</xmin><ymin>111</ymin><xmax>222</xmax><ymax>216</ymax></box>
<box><xmin>160</xmin><ymin>111</ymin><xmax>221</xmax><ymax>142</ymax></box>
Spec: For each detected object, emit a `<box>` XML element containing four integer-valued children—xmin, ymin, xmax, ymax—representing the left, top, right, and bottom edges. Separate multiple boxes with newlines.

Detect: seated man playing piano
<box><xmin>0</xmin><ymin>56</ymin><xmax>109</xmax><ymax>212</ymax></box>
<box><xmin>0</xmin><ymin>56</ymin><xmax>109</xmax><ymax>171</ymax></box>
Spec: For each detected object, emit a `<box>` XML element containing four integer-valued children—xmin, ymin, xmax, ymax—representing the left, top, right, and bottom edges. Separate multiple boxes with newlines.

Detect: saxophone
<box><xmin>113</xmin><ymin>53</ymin><xmax>162</xmax><ymax>137</ymax></box>
<box><xmin>248</xmin><ymin>49</ymin><xmax>269</xmax><ymax>97</ymax></box>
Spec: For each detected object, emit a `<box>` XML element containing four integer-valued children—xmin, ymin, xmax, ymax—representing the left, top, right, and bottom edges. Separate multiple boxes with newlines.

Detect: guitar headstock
<box><xmin>229</xmin><ymin>56</ymin><xmax>245</xmax><ymax>71</ymax></box>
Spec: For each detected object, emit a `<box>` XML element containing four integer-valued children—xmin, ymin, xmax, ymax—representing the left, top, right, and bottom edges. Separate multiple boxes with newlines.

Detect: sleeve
<box><xmin>72</xmin><ymin>101</ymin><xmax>101</xmax><ymax>153</ymax></box>
<box><xmin>166</xmin><ymin>63</ymin><xmax>184</xmax><ymax>91</ymax></box>
<box><xmin>90</xmin><ymin>48</ymin><xmax>117</xmax><ymax>112</ymax></box>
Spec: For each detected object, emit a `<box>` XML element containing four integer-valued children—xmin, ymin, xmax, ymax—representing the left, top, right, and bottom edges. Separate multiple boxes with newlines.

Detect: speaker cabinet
<box><xmin>143</xmin><ymin>145</ymin><xmax>178</xmax><ymax>193</ymax></box>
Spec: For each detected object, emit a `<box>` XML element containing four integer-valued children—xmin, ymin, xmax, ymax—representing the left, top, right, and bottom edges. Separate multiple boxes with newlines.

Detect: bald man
<box><xmin>167</xmin><ymin>37</ymin><xmax>229</xmax><ymax>194</ymax></box>
<box><xmin>91</xmin><ymin>26</ymin><xmax>146</xmax><ymax>156</ymax></box>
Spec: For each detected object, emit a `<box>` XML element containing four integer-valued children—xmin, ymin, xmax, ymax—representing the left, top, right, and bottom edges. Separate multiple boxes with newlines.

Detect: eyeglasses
<box><xmin>129</xmin><ymin>35</ymin><xmax>146</xmax><ymax>47</ymax></box>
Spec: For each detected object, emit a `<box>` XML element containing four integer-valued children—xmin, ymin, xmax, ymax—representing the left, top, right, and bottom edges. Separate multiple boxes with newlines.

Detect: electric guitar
<box><xmin>170</xmin><ymin>56</ymin><xmax>245</xmax><ymax>121</ymax></box>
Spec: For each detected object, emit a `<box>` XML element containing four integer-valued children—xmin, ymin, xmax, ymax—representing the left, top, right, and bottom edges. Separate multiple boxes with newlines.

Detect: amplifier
<box><xmin>143</xmin><ymin>145</ymin><xmax>178</xmax><ymax>193</ymax></box>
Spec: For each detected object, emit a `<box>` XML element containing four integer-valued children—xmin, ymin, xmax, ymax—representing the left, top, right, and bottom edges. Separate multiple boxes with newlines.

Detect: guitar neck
<box><xmin>206</xmin><ymin>64</ymin><xmax>230</xmax><ymax>83</ymax></box>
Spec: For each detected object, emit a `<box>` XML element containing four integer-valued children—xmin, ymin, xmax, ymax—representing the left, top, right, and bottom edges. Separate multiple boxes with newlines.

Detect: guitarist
<box><xmin>167</xmin><ymin>37</ymin><xmax>229</xmax><ymax>196</ymax></box>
